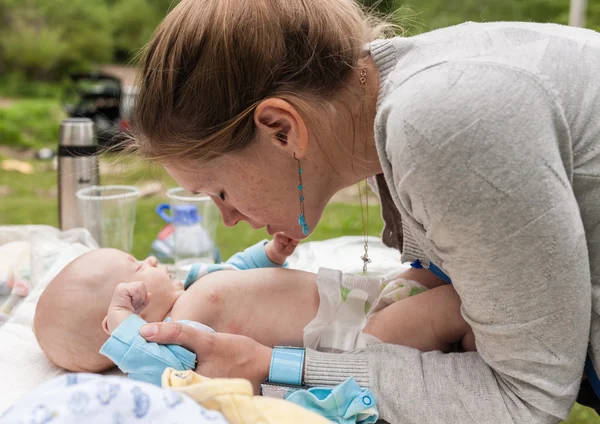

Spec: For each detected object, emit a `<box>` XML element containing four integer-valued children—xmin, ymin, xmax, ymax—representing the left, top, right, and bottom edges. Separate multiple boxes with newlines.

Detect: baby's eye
<box><xmin>219</xmin><ymin>192</ymin><xmax>226</xmax><ymax>201</ymax></box>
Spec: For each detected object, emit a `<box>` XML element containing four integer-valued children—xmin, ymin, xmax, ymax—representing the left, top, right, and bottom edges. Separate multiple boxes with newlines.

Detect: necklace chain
<box><xmin>358</xmin><ymin>68</ymin><xmax>371</xmax><ymax>274</ymax></box>
<box><xmin>358</xmin><ymin>177</ymin><xmax>371</xmax><ymax>273</ymax></box>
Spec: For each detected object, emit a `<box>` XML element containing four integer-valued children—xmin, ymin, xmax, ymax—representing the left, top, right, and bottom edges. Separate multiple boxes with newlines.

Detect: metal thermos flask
<box><xmin>58</xmin><ymin>118</ymin><xmax>100</xmax><ymax>230</ymax></box>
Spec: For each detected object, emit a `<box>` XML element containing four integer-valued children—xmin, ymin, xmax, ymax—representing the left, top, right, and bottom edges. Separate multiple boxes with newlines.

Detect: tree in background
<box><xmin>110</xmin><ymin>0</ymin><xmax>175</xmax><ymax>63</ymax></box>
<box><xmin>0</xmin><ymin>0</ymin><xmax>113</xmax><ymax>80</ymax></box>
<box><xmin>0</xmin><ymin>0</ymin><xmax>598</xmax><ymax>84</ymax></box>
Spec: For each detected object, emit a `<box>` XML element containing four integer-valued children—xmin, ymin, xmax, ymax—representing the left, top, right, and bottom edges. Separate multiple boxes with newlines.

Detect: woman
<box><xmin>130</xmin><ymin>0</ymin><xmax>600</xmax><ymax>422</ymax></box>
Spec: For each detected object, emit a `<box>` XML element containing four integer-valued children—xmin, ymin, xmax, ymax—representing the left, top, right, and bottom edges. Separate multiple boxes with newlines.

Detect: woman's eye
<box><xmin>219</xmin><ymin>192</ymin><xmax>226</xmax><ymax>201</ymax></box>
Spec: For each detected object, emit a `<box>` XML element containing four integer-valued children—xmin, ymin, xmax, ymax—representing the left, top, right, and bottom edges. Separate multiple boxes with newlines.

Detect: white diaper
<box><xmin>303</xmin><ymin>268</ymin><xmax>427</xmax><ymax>353</ymax></box>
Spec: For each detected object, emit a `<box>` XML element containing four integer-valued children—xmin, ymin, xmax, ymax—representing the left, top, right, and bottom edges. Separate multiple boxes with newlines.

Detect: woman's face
<box><xmin>163</xmin><ymin>143</ymin><xmax>330</xmax><ymax>240</ymax></box>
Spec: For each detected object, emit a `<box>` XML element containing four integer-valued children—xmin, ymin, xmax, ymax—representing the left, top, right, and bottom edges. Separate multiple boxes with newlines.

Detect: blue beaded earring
<box><xmin>294</xmin><ymin>153</ymin><xmax>309</xmax><ymax>235</ymax></box>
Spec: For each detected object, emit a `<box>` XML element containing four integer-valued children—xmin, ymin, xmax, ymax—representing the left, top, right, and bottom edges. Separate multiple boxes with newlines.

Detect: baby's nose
<box><xmin>143</xmin><ymin>256</ymin><xmax>158</xmax><ymax>267</ymax></box>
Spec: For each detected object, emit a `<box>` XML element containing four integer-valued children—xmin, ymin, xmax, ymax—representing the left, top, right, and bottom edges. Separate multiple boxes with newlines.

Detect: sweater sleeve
<box><xmin>305</xmin><ymin>61</ymin><xmax>591</xmax><ymax>423</ymax></box>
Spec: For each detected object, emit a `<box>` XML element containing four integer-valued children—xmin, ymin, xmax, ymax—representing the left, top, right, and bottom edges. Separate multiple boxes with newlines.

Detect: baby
<box><xmin>34</xmin><ymin>235</ymin><xmax>475</xmax><ymax>386</ymax></box>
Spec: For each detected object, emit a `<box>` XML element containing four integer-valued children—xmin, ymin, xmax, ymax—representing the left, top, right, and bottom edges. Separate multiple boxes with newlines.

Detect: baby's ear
<box><xmin>102</xmin><ymin>316</ymin><xmax>110</xmax><ymax>336</ymax></box>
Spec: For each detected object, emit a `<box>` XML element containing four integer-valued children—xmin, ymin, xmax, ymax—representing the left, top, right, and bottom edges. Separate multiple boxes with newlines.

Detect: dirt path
<box><xmin>100</xmin><ymin>65</ymin><xmax>139</xmax><ymax>86</ymax></box>
<box><xmin>0</xmin><ymin>97</ymin><xmax>15</xmax><ymax>109</ymax></box>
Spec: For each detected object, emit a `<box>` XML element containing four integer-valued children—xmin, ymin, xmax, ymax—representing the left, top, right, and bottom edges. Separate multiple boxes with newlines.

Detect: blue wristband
<box><xmin>268</xmin><ymin>347</ymin><xmax>305</xmax><ymax>386</ymax></box>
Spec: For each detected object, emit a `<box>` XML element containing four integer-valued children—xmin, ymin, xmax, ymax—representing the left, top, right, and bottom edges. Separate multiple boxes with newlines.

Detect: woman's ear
<box><xmin>254</xmin><ymin>98</ymin><xmax>309</xmax><ymax>159</ymax></box>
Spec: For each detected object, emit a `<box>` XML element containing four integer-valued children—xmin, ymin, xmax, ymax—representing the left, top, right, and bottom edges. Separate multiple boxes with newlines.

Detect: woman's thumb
<box><xmin>140</xmin><ymin>321</ymin><xmax>213</xmax><ymax>353</ymax></box>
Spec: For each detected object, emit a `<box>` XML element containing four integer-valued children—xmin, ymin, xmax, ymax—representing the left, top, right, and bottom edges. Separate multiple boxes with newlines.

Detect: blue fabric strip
<box><xmin>410</xmin><ymin>259</ymin><xmax>423</xmax><ymax>269</ymax></box>
<box><xmin>183</xmin><ymin>264</ymin><xmax>201</xmax><ymax>289</ymax></box>
<box><xmin>428</xmin><ymin>262</ymin><xmax>452</xmax><ymax>284</ymax></box>
<box><xmin>410</xmin><ymin>259</ymin><xmax>452</xmax><ymax>284</ymax></box>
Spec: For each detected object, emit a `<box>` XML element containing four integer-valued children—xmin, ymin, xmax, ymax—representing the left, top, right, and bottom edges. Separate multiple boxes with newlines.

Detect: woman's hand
<box><xmin>140</xmin><ymin>321</ymin><xmax>272</xmax><ymax>394</ymax></box>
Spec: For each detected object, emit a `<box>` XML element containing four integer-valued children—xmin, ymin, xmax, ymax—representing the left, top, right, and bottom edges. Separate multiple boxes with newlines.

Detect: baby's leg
<box><xmin>178</xmin><ymin>268</ymin><xmax>319</xmax><ymax>348</ymax></box>
<box><xmin>363</xmin><ymin>284</ymin><xmax>476</xmax><ymax>352</ymax></box>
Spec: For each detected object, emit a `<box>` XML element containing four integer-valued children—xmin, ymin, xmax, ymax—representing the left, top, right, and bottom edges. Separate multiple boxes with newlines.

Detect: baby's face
<box><xmin>106</xmin><ymin>250</ymin><xmax>184</xmax><ymax>323</ymax></box>
<box><xmin>35</xmin><ymin>248</ymin><xmax>185</xmax><ymax>372</ymax></box>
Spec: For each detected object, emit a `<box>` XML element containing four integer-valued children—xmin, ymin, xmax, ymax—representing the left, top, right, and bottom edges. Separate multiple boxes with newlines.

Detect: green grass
<box><xmin>568</xmin><ymin>405</ymin><xmax>600</xmax><ymax>423</ymax></box>
<box><xmin>0</xmin><ymin>99</ymin><xmax>66</xmax><ymax>148</ymax></box>
<box><xmin>0</xmin><ymin>156</ymin><xmax>384</xmax><ymax>260</ymax></box>
<box><xmin>0</xmin><ymin>195</ymin><xmax>384</xmax><ymax>260</ymax></box>
<box><xmin>1</xmin><ymin>154</ymin><xmax>599</xmax><ymax>423</ymax></box>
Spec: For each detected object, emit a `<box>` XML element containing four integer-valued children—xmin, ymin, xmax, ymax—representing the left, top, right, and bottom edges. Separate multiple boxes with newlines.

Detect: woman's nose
<box><xmin>217</xmin><ymin>204</ymin><xmax>241</xmax><ymax>227</ymax></box>
<box><xmin>222</xmin><ymin>211</ymin><xmax>241</xmax><ymax>227</ymax></box>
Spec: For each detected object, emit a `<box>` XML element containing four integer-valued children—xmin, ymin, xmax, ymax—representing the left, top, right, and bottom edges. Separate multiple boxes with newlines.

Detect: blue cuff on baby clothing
<box><xmin>225</xmin><ymin>239</ymin><xmax>287</xmax><ymax>270</ymax></box>
<box><xmin>100</xmin><ymin>315</ymin><xmax>200</xmax><ymax>386</ymax></box>
<box><xmin>284</xmin><ymin>377</ymin><xmax>378</xmax><ymax>424</ymax></box>
<box><xmin>183</xmin><ymin>239</ymin><xmax>287</xmax><ymax>288</ymax></box>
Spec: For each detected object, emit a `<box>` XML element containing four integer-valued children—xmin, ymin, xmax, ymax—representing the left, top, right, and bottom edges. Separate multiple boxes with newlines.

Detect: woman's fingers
<box><xmin>140</xmin><ymin>321</ymin><xmax>214</xmax><ymax>354</ymax></box>
<box><xmin>140</xmin><ymin>324</ymin><xmax>273</xmax><ymax>393</ymax></box>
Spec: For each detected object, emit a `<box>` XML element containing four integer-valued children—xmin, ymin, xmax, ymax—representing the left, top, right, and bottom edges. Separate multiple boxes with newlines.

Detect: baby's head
<box><xmin>34</xmin><ymin>248</ymin><xmax>184</xmax><ymax>372</ymax></box>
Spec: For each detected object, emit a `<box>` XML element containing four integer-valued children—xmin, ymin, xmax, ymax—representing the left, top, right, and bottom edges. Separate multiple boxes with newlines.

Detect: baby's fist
<box><xmin>105</xmin><ymin>282</ymin><xmax>150</xmax><ymax>334</ymax></box>
<box><xmin>111</xmin><ymin>282</ymin><xmax>149</xmax><ymax>314</ymax></box>
<box><xmin>265</xmin><ymin>233</ymin><xmax>299</xmax><ymax>265</ymax></box>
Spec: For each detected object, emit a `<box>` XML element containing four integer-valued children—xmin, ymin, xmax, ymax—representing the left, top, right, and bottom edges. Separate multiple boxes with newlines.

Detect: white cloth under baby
<box><xmin>304</xmin><ymin>268</ymin><xmax>427</xmax><ymax>353</ymax></box>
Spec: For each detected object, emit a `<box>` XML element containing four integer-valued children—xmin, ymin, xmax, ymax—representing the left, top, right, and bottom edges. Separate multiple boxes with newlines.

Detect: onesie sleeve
<box><xmin>225</xmin><ymin>240</ymin><xmax>286</xmax><ymax>270</ymax></box>
<box><xmin>100</xmin><ymin>315</ymin><xmax>197</xmax><ymax>386</ymax></box>
<box><xmin>182</xmin><ymin>240</ymin><xmax>285</xmax><ymax>288</ymax></box>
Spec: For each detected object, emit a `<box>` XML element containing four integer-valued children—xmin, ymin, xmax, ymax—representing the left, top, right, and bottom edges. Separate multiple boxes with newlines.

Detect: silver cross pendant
<box><xmin>361</xmin><ymin>251</ymin><xmax>371</xmax><ymax>274</ymax></box>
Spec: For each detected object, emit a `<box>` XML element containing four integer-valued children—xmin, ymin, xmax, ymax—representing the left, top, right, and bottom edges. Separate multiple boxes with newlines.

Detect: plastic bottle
<box><xmin>171</xmin><ymin>205</ymin><xmax>215</xmax><ymax>268</ymax></box>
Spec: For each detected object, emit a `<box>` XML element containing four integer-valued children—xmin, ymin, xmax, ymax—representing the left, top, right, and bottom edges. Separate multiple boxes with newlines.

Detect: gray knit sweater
<box><xmin>304</xmin><ymin>22</ymin><xmax>600</xmax><ymax>423</ymax></box>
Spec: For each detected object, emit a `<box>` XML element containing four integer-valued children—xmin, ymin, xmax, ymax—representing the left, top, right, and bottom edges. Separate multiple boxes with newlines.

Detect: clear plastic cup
<box><xmin>76</xmin><ymin>185</ymin><xmax>140</xmax><ymax>252</ymax></box>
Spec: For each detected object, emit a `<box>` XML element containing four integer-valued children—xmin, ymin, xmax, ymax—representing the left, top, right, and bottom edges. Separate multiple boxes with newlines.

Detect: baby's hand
<box><xmin>105</xmin><ymin>282</ymin><xmax>150</xmax><ymax>334</ymax></box>
<box><xmin>265</xmin><ymin>233</ymin><xmax>299</xmax><ymax>265</ymax></box>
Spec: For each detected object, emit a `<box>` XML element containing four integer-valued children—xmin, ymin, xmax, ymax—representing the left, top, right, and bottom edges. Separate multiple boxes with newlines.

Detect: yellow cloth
<box><xmin>162</xmin><ymin>368</ymin><xmax>331</xmax><ymax>424</ymax></box>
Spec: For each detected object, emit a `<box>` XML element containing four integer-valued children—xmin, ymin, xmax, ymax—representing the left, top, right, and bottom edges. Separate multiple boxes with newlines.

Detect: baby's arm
<box><xmin>363</xmin><ymin>284</ymin><xmax>476</xmax><ymax>352</ymax></box>
<box><xmin>183</xmin><ymin>235</ymin><xmax>298</xmax><ymax>290</ymax></box>
<box><xmin>100</xmin><ymin>282</ymin><xmax>200</xmax><ymax>386</ymax></box>
<box><xmin>225</xmin><ymin>234</ymin><xmax>298</xmax><ymax>270</ymax></box>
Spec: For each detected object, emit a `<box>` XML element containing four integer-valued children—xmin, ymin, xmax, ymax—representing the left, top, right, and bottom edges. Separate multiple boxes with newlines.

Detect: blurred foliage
<box><xmin>0</xmin><ymin>0</ymin><xmax>114</xmax><ymax>79</ymax></box>
<box><xmin>0</xmin><ymin>99</ymin><xmax>65</xmax><ymax>148</ymax></box>
<box><xmin>0</xmin><ymin>73</ymin><xmax>67</xmax><ymax>99</ymax></box>
<box><xmin>0</xmin><ymin>0</ymin><xmax>174</xmax><ymax>81</ymax></box>
<box><xmin>0</xmin><ymin>0</ymin><xmax>598</xmax><ymax>86</ymax></box>
<box><xmin>393</xmin><ymin>0</ymin><xmax>599</xmax><ymax>35</ymax></box>
<box><xmin>109</xmin><ymin>0</ymin><xmax>175</xmax><ymax>62</ymax></box>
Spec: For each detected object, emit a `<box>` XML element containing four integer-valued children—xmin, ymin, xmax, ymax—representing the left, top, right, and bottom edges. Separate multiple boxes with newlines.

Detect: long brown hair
<box><xmin>133</xmin><ymin>0</ymin><xmax>392</xmax><ymax>163</ymax></box>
